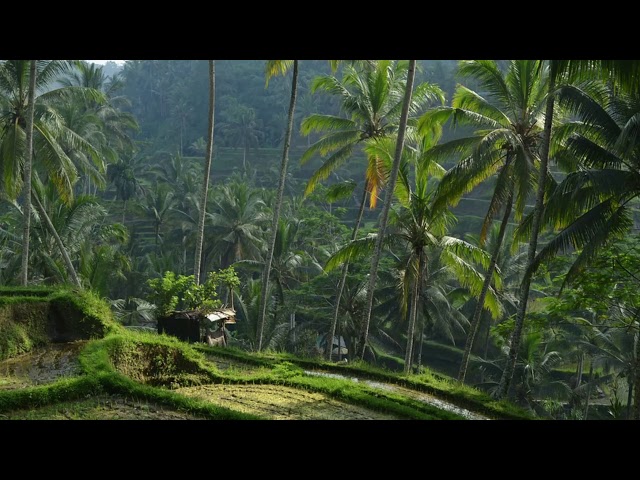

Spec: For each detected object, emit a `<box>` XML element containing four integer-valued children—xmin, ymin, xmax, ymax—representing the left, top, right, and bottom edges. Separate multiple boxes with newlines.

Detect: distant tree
<box><xmin>193</xmin><ymin>60</ymin><xmax>215</xmax><ymax>284</ymax></box>
<box><xmin>219</xmin><ymin>103</ymin><xmax>264</xmax><ymax>173</ymax></box>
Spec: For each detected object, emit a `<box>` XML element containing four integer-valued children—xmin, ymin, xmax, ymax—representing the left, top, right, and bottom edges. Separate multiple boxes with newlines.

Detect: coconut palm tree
<box><xmin>25</xmin><ymin>176</ymin><xmax>124</xmax><ymax>288</ymax></box>
<box><xmin>235</xmin><ymin>216</ymin><xmax>323</xmax><ymax>327</ymax></box>
<box><xmin>219</xmin><ymin>103</ymin><xmax>264</xmax><ymax>172</ymax></box>
<box><xmin>136</xmin><ymin>182</ymin><xmax>176</xmax><ymax>254</ymax></box>
<box><xmin>358</xmin><ymin>59</ymin><xmax>420</xmax><ymax>361</ymax></box>
<box><xmin>257</xmin><ymin>60</ymin><xmax>298</xmax><ymax>352</ymax></box>
<box><xmin>193</xmin><ymin>60</ymin><xmax>215</xmax><ymax>285</ymax></box>
<box><xmin>205</xmin><ymin>180</ymin><xmax>268</xmax><ymax>270</ymax></box>
<box><xmin>497</xmin><ymin>60</ymin><xmax>640</xmax><ymax>399</ymax></box>
<box><xmin>301</xmin><ymin>60</ymin><xmax>444</xmax><ymax>360</ymax></box>
<box><xmin>0</xmin><ymin>60</ymin><xmax>107</xmax><ymax>286</ymax></box>
<box><xmin>107</xmin><ymin>154</ymin><xmax>146</xmax><ymax>223</ymax></box>
<box><xmin>417</xmin><ymin>60</ymin><xmax>549</xmax><ymax>383</ymax></box>
<box><xmin>20</xmin><ymin>60</ymin><xmax>36</xmax><ymax>285</ymax></box>
<box><xmin>518</xmin><ymin>80</ymin><xmax>640</xmax><ymax>290</ymax></box>
<box><xmin>326</xmin><ymin>134</ymin><xmax>501</xmax><ymax>371</ymax></box>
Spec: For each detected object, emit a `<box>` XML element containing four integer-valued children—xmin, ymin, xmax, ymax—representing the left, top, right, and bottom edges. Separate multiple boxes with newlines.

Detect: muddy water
<box><xmin>0</xmin><ymin>341</ymin><xmax>86</xmax><ymax>390</ymax></box>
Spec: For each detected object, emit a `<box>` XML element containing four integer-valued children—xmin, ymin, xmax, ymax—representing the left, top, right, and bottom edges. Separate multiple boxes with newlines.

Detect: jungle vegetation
<box><xmin>1</xmin><ymin>58</ymin><xmax>639</xmax><ymax>420</ymax></box>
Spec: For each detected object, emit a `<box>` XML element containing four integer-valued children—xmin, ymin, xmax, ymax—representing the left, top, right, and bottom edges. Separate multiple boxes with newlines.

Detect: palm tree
<box><xmin>235</xmin><ymin>216</ymin><xmax>323</xmax><ymax>327</ymax></box>
<box><xmin>257</xmin><ymin>60</ymin><xmax>298</xmax><ymax>352</ymax></box>
<box><xmin>496</xmin><ymin>59</ymin><xmax>640</xmax><ymax>399</ymax></box>
<box><xmin>20</xmin><ymin>60</ymin><xmax>36</xmax><ymax>285</ymax></box>
<box><xmin>193</xmin><ymin>60</ymin><xmax>215</xmax><ymax>285</ymax></box>
<box><xmin>107</xmin><ymin>154</ymin><xmax>146</xmax><ymax>223</ymax></box>
<box><xmin>219</xmin><ymin>103</ymin><xmax>264</xmax><ymax>172</ymax></box>
<box><xmin>417</xmin><ymin>60</ymin><xmax>549</xmax><ymax>383</ymax></box>
<box><xmin>0</xmin><ymin>60</ymin><xmax>106</xmax><ymax>286</ymax></box>
<box><xmin>205</xmin><ymin>180</ymin><xmax>268</xmax><ymax>269</ymax></box>
<box><xmin>31</xmin><ymin>175</ymin><xmax>100</xmax><ymax>288</ymax></box>
<box><xmin>326</xmin><ymin>134</ymin><xmax>501</xmax><ymax>371</ymax></box>
<box><xmin>518</xmin><ymin>80</ymin><xmax>640</xmax><ymax>291</ymax></box>
<box><xmin>60</xmin><ymin>60</ymin><xmax>138</xmax><ymax>159</ymax></box>
<box><xmin>358</xmin><ymin>59</ymin><xmax>417</xmax><ymax>361</ymax></box>
<box><xmin>137</xmin><ymin>183</ymin><xmax>176</xmax><ymax>254</ymax></box>
<box><xmin>461</xmin><ymin>224</ymin><xmax>528</xmax><ymax>379</ymax></box>
<box><xmin>476</xmin><ymin>329</ymin><xmax>567</xmax><ymax>413</ymax></box>
<box><xmin>0</xmin><ymin>60</ymin><xmax>104</xmax><ymax>197</ymax></box>
<box><xmin>301</xmin><ymin>60</ymin><xmax>444</xmax><ymax>360</ymax></box>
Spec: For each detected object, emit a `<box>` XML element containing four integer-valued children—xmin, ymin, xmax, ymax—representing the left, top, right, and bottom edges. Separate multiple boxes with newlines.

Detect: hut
<box><xmin>157</xmin><ymin>308</ymin><xmax>236</xmax><ymax>345</ymax></box>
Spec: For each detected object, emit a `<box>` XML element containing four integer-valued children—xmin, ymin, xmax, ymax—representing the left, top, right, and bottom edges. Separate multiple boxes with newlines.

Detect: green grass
<box><xmin>0</xmin><ymin>286</ymin><xmax>534</xmax><ymax>420</ymax></box>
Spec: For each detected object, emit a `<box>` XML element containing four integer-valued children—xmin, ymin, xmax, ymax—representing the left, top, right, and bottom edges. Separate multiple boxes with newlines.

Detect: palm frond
<box><xmin>325</xmin><ymin>181</ymin><xmax>357</xmax><ymax>203</ymax></box>
<box><xmin>300</xmin><ymin>114</ymin><xmax>357</xmax><ymax>136</ymax></box>
<box><xmin>324</xmin><ymin>234</ymin><xmax>377</xmax><ymax>273</ymax></box>
<box><xmin>452</xmin><ymin>85</ymin><xmax>511</xmax><ymax>127</ymax></box>
<box><xmin>304</xmin><ymin>144</ymin><xmax>354</xmax><ymax>197</ymax></box>
<box><xmin>457</xmin><ymin>60</ymin><xmax>515</xmax><ymax>107</ymax></box>
<box><xmin>264</xmin><ymin>60</ymin><xmax>294</xmax><ymax>87</ymax></box>
<box><xmin>531</xmin><ymin>200</ymin><xmax>632</xmax><ymax>284</ymax></box>
<box><xmin>299</xmin><ymin>130</ymin><xmax>359</xmax><ymax>165</ymax></box>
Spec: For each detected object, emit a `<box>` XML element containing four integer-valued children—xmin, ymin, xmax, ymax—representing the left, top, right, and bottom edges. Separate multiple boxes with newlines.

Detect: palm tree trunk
<box><xmin>257</xmin><ymin>60</ymin><xmax>299</xmax><ymax>352</ymax></box>
<box><xmin>482</xmin><ymin>315</ymin><xmax>491</xmax><ymax>358</ymax></box>
<box><xmin>31</xmin><ymin>191</ymin><xmax>81</xmax><ymax>287</ymax></box>
<box><xmin>194</xmin><ymin>60</ymin><xmax>215</xmax><ymax>285</ymax></box>
<box><xmin>626</xmin><ymin>379</ymin><xmax>633</xmax><ymax>419</ymax></box>
<box><xmin>404</xmin><ymin>252</ymin><xmax>423</xmax><ymax>373</ymax></box>
<box><xmin>243</xmin><ymin>146</ymin><xmax>247</xmax><ymax>174</ymax></box>
<box><xmin>327</xmin><ymin>185</ymin><xmax>368</xmax><ymax>361</ymax></box>
<box><xmin>122</xmin><ymin>199</ymin><xmax>127</xmax><ymax>225</ymax></box>
<box><xmin>20</xmin><ymin>60</ymin><xmax>37</xmax><ymax>286</ymax></box>
<box><xmin>583</xmin><ymin>359</ymin><xmax>593</xmax><ymax>420</ymax></box>
<box><xmin>497</xmin><ymin>63</ymin><xmax>556</xmax><ymax>399</ymax></box>
<box><xmin>358</xmin><ymin>59</ymin><xmax>417</xmax><ymax>361</ymax></box>
<box><xmin>458</xmin><ymin>190</ymin><xmax>514</xmax><ymax>383</ymax></box>
<box><xmin>634</xmin><ymin>331</ymin><xmax>640</xmax><ymax>419</ymax></box>
<box><xmin>576</xmin><ymin>352</ymin><xmax>584</xmax><ymax>389</ymax></box>
<box><xmin>417</xmin><ymin>322</ymin><xmax>425</xmax><ymax>370</ymax></box>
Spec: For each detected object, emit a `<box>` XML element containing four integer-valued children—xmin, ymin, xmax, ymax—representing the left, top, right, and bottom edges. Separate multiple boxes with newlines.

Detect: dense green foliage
<box><xmin>1</xmin><ymin>58</ymin><xmax>639</xmax><ymax>419</ymax></box>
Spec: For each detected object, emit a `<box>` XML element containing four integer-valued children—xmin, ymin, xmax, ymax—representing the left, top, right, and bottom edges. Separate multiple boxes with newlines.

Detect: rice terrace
<box><xmin>1</xmin><ymin>60</ymin><xmax>639</xmax><ymax>422</ymax></box>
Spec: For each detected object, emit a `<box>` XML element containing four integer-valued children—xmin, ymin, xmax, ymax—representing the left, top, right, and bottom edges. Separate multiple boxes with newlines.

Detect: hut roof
<box><xmin>205</xmin><ymin>308</ymin><xmax>236</xmax><ymax>324</ymax></box>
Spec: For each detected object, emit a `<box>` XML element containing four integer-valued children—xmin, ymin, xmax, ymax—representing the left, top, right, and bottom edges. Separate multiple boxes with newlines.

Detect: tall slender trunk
<box><xmin>257</xmin><ymin>60</ymin><xmax>299</xmax><ymax>352</ymax></box>
<box><xmin>327</xmin><ymin>185</ymin><xmax>368</xmax><ymax>361</ymax></box>
<box><xmin>634</xmin><ymin>331</ymin><xmax>640</xmax><ymax>420</ymax></box>
<box><xmin>243</xmin><ymin>146</ymin><xmax>247</xmax><ymax>174</ymax></box>
<box><xmin>583</xmin><ymin>359</ymin><xmax>593</xmax><ymax>420</ymax></box>
<box><xmin>122</xmin><ymin>199</ymin><xmax>127</xmax><ymax>225</ymax></box>
<box><xmin>32</xmin><ymin>192</ymin><xmax>81</xmax><ymax>287</ymax></box>
<box><xmin>194</xmin><ymin>60</ymin><xmax>215</xmax><ymax>285</ymax></box>
<box><xmin>358</xmin><ymin>59</ymin><xmax>417</xmax><ymax>360</ymax></box>
<box><xmin>497</xmin><ymin>63</ymin><xmax>556</xmax><ymax>399</ymax></box>
<box><xmin>575</xmin><ymin>352</ymin><xmax>584</xmax><ymax>389</ymax></box>
<box><xmin>626</xmin><ymin>380</ymin><xmax>633</xmax><ymax>420</ymax></box>
<box><xmin>482</xmin><ymin>315</ymin><xmax>491</xmax><ymax>358</ymax></box>
<box><xmin>404</xmin><ymin>250</ymin><xmax>424</xmax><ymax>373</ymax></box>
<box><xmin>458</xmin><ymin>190</ymin><xmax>514</xmax><ymax>383</ymax></box>
<box><xmin>20</xmin><ymin>60</ymin><xmax>37</xmax><ymax>286</ymax></box>
<box><xmin>417</xmin><ymin>323</ymin><xmax>425</xmax><ymax>370</ymax></box>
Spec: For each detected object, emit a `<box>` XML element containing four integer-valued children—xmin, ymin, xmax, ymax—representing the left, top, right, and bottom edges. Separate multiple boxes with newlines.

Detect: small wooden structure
<box><xmin>157</xmin><ymin>308</ymin><xmax>236</xmax><ymax>345</ymax></box>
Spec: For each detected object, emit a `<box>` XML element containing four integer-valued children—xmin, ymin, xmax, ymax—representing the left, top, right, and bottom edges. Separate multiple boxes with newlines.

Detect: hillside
<box><xmin>0</xmin><ymin>287</ymin><xmax>531</xmax><ymax>421</ymax></box>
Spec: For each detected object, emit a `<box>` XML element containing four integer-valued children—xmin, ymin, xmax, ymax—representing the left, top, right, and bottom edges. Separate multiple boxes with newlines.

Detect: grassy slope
<box><xmin>0</xmin><ymin>287</ymin><xmax>533</xmax><ymax>420</ymax></box>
